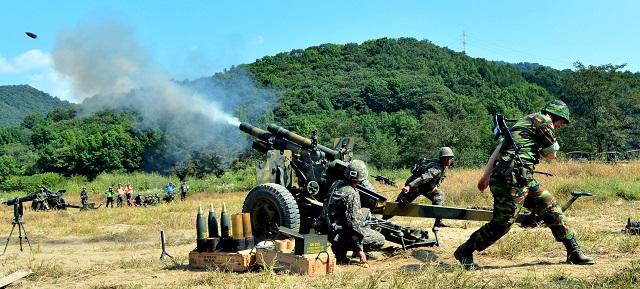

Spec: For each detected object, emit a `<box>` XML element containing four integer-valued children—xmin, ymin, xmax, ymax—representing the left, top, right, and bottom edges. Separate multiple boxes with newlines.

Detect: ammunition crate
<box><xmin>188</xmin><ymin>249</ymin><xmax>255</xmax><ymax>272</ymax></box>
<box><xmin>256</xmin><ymin>248</ymin><xmax>335</xmax><ymax>276</ymax></box>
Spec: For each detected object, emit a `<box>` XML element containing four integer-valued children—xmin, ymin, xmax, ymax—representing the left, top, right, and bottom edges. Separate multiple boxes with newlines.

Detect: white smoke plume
<box><xmin>51</xmin><ymin>19</ymin><xmax>275</xmax><ymax>171</ymax></box>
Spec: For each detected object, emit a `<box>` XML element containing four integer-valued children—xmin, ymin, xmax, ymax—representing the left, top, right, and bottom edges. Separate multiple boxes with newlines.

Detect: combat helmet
<box><xmin>345</xmin><ymin>160</ymin><xmax>369</xmax><ymax>182</ymax></box>
<box><xmin>542</xmin><ymin>100</ymin><xmax>571</xmax><ymax>124</ymax></box>
<box><xmin>438</xmin><ymin>147</ymin><xmax>454</xmax><ymax>159</ymax></box>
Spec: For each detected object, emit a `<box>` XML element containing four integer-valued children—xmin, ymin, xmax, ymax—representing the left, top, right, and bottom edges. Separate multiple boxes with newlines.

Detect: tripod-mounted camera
<box><xmin>2</xmin><ymin>193</ymin><xmax>35</xmax><ymax>255</ymax></box>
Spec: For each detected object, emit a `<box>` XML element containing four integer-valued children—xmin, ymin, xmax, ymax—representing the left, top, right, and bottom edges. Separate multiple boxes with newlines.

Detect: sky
<box><xmin>1</xmin><ymin>0</ymin><xmax>639</xmax><ymax>103</ymax></box>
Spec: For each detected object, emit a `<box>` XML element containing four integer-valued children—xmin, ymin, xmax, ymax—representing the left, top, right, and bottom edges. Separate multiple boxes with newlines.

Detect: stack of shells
<box><xmin>196</xmin><ymin>203</ymin><xmax>255</xmax><ymax>252</ymax></box>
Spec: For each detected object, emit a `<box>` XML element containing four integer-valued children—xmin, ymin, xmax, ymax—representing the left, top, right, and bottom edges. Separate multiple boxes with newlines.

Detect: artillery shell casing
<box><xmin>220</xmin><ymin>237</ymin><xmax>233</xmax><ymax>252</ymax></box>
<box><xmin>196</xmin><ymin>205</ymin><xmax>206</xmax><ymax>240</ymax></box>
<box><xmin>220</xmin><ymin>203</ymin><xmax>231</xmax><ymax>238</ymax></box>
<box><xmin>206</xmin><ymin>237</ymin><xmax>219</xmax><ymax>252</ymax></box>
<box><xmin>232</xmin><ymin>238</ymin><xmax>246</xmax><ymax>252</ymax></box>
<box><xmin>242</xmin><ymin>213</ymin><xmax>252</xmax><ymax>237</ymax></box>
<box><xmin>231</xmin><ymin>213</ymin><xmax>244</xmax><ymax>240</ymax></box>
<box><xmin>196</xmin><ymin>239</ymin><xmax>207</xmax><ymax>252</ymax></box>
<box><xmin>208</xmin><ymin>204</ymin><xmax>219</xmax><ymax>237</ymax></box>
<box><xmin>244</xmin><ymin>236</ymin><xmax>255</xmax><ymax>249</ymax></box>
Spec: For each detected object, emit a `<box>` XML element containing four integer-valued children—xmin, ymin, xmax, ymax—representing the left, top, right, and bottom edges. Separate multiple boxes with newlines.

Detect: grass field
<box><xmin>0</xmin><ymin>161</ymin><xmax>639</xmax><ymax>288</ymax></box>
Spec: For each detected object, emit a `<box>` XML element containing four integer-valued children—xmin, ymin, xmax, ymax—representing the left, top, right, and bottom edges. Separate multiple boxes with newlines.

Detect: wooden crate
<box><xmin>189</xmin><ymin>249</ymin><xmax>255</xmax><ymax>272</ymax></box>
<box><xmin>255</xmin><ymin>248</ymin><xmax>335</xmax><ymax>276</ymax></box>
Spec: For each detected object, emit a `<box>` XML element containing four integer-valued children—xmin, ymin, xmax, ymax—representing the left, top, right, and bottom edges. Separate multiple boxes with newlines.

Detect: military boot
<box><xmin>454</xmin><ymin>241</ymin><xmax>481</xmax><ymax>270</ymax></box>
<box><xmin>562</xmin><ymin>237</ymin><xmax>595</xmax><ymax>265</ymax></box>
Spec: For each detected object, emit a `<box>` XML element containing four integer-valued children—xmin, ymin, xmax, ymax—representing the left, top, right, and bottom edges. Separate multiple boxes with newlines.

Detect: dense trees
<box><xmin>0</xmin><ymin>85</ymin><xmax>72</xmax><ymax>126</ymax></box>
<box><xmin>1</xmin><ymin>38</ymin><xmax>639</xmax><ymax>188</ymax></box>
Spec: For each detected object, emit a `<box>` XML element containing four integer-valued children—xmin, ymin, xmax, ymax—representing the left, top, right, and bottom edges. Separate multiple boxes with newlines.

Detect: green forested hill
<box><xmin>225</xmin><ymin>38</ymin><xmax>640</xmax><ymax>167</ymax></box>
<box><xmin>0</xmin><ymin>85</ymin><xmax>72</xmax><ymax>126</ymax></box>
<box><xmin>1</xmin><ymin>38</ymin><xmax>639</xmax><ymax>190</ymax></box>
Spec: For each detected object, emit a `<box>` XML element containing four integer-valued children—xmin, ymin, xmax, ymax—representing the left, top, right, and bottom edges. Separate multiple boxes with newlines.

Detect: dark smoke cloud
<box><xmin>51</xmin><ymin>18</ymin><xmax>277</xmax><ymax>172</ymax></box>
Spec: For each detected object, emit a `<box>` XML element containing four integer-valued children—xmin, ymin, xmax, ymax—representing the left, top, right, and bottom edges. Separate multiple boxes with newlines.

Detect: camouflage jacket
<box><xmin>405</xmin><ymin>160</ymin><xmax>447</xmax><ymax>193</ymax></box>
<box><xmin>500</xmin><ymin>112</ymin><xmax>559</xmax><ymax>168</ymax></box>
<box><xmin>321</xmin><ymin>180</ymin><xmax>366</xmax><ymax>245</ymax></box>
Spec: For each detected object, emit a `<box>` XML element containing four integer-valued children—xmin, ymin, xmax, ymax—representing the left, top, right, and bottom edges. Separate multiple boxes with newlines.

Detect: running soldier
<box><xmin>454</xmin><ymin>100</ymin><xmax>594</xmax><ymax>269</ymax></box>
<box><xmin>388</xmin><ymin>147</ymin><xmax>454</xmax><ymax>227</ymax></box>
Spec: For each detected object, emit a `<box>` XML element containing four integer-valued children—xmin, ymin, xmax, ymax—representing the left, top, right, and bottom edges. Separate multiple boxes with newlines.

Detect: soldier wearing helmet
<box><xmin>387</xmin><ymin>147</ymin><xmax>454</xmax><ymax>227</ymax></box>
<box><xmin>321</xmin><ymin>160</ymin><xmax>385</xmax><ymax>267</ymax></box>
<box><xmin>455</xmin><ymin>100</ymin><xmax>593</xmax><ymax>270</ymax></box>
<box><xmin>80</xmin><ymin>186</ymin><xmax>89</xmax><ymax>206</ymax></box>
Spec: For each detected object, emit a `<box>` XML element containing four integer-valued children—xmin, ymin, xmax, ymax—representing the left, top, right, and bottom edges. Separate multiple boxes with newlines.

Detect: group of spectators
<box><xmin>103</xmin><ymin>183</ymin><xmax>135</xmax><ymax>207</ymax></box>
<box><xmin>80</xmin><ymin>181</ymin><xmax>191</xmax><ymax>208</ymax></box>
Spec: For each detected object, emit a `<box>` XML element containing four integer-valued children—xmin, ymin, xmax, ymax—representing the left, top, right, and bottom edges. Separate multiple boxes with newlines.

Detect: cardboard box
<box><xmin>189</xmin><ymin>249</ymin><xmax>255</xmax><ymax>272</ymax></box>
<box><xmin>256</xmin><ymin>248</ymin><xmax>335</xmax><ymax>276</ymax></box>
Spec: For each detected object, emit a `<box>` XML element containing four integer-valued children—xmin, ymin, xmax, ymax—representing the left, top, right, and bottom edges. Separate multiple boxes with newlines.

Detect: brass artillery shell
<box><xmin>242</xmin><ymin>213</ymin><xmax>252</xmax><ymax>237</ymax></box>
<box><xmin>231</xmin><ymin>213</ymin><xmax>244</xmax><ymax>240</ymax></box>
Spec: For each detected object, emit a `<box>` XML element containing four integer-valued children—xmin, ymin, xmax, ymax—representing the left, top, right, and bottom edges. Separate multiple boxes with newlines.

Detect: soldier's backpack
<box><xmin>411</xmin><ymin>158</ymin><xmax>438</xmax><ymax>176</ymax></box>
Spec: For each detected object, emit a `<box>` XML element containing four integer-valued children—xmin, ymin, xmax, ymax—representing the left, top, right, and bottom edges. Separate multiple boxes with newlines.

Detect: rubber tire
<box><xmin>242</xmin><ymin>183</ymin><xmax>300</xmax><ymax>242</ymax></box>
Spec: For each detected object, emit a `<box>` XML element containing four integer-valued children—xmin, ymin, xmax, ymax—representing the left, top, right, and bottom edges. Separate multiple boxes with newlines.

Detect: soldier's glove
<box><xmin>398</xmin><ymin>194</ymin><xmax>410</xmax><ymax>204</ymax></box>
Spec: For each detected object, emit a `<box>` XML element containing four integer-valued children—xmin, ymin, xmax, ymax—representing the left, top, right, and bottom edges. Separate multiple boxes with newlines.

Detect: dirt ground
<box><xmin>0</xmin><ymin>191</ymin><xmax>638</xmax><ymax>289</ymax></box>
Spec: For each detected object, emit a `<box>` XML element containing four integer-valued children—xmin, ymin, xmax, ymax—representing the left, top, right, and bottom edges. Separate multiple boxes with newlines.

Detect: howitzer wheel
<box><xmin>242</xmin><ymin>183</ymin><xmax>300</xmax><ymax>242</ymax></box>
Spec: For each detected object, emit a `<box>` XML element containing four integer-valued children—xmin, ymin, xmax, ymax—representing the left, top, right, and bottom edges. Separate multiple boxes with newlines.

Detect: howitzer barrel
<box><xmin>266</xmin><ymin>124</ymin><xmax>340</xmax><ymax>160</ymax></box>
<box><xmin>4</xmin><ymin>193</ymin><xmax>36</xmax><ymax>206</ymax></box>
<box><xmin>239</xmin><ymin>123</ymin><xmax>272</xmax><ymax>142</ymax></box>
<box><xmin>240</xmin><ymin>122</ymin><xmax>304</xmax><ymax>154</ymax></box>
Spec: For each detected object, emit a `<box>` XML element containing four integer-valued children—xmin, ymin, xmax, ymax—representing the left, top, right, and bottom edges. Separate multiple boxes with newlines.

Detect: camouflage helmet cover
<box><xmin>345</xmin><ymin>159</ymin><xmax>369</xmax><ymax>182</ymax></box>
<box><xmin>541</xmin><ymin>100</ymin><xmax>570</xmax><ymax>124</ymax></box>
<box><xmin>438</xmin><ymin>147</ymin><xmax>454</xmax><ymax>159</ymax></box>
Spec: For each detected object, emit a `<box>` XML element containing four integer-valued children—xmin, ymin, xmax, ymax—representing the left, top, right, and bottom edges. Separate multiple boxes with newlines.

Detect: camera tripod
<box><xmin>2</xmin><ymin>202</ymin><xmax>32</xmax><ymax>255</ymax></box>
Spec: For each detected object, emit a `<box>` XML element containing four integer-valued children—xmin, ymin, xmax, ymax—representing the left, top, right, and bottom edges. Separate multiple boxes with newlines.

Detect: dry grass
<box><xmin>0</xmin><ymin>161</ymin><xmax>639</xmax><ymax>288</ymax></box>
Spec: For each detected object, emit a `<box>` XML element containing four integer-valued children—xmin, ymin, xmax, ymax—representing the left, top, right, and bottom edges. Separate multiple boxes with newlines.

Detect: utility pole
<box><xmin>463</xmin><ymin>31</ymin><xmax>467</xmax><ymax>54</ymax></box>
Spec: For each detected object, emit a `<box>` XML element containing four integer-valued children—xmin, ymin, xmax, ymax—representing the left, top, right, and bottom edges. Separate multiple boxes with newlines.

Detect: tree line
<box><xmin>1</xmin><ymin>37</ymin><xmax>638</xmax><ymax>190</ymax></box>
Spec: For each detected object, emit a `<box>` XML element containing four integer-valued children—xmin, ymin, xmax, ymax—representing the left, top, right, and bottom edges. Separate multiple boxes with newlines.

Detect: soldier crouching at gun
<box><xmin>321</xmin><ymin>160</ymin><xmax>385</xmax><ymax>267</ymax></box>
<box><xmin>384</xmin><ymin>147</ymin><xmax>454</xmax><ymax>228</ymax></box>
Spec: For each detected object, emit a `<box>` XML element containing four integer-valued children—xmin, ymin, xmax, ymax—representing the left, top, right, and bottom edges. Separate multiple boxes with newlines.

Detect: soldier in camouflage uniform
<box><xmin>80</xmin><ymin>186</ymin><xmax>89</xmax><ymax>206</ymax></box>
<box><xmin>455</xmin><ymin>100</ymin><xmax>594</xmax><ymax>269</ymax></box>
<box><xmin>322</xmin><ymin>160</ymin><xmax>385</xmax><ymax>267</ymax></box>
<box><xmin>389</xmin><ymin>147</ymin><xmax>454</xmax><ymax>227</ymax></box>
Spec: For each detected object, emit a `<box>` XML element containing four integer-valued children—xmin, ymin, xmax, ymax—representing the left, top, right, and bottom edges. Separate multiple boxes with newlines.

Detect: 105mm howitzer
<box><xmin>3</xmin><ymin>187</ymin><xmax>98</xmax><ymax>211</ymax></box>
<box><xmin>240</xmin><ymin>123</ymin><xmax>437</xmax><ymax>248</ymax></box>
<box><xmin>239</xmin><ymin>123</ymin><xmax>592</xmax><ymax>249</ymax></box>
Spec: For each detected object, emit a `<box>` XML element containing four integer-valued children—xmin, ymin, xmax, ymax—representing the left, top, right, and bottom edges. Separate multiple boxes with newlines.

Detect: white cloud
<box><xmin>0</xmin><ymin>50</ymin><xmax>51</xmax><ymax>73</ymax></box>
<box><xmin>28</xmin><ymin>68</ymin><xmax>75</xmax><ymax>103</ymax></box>
<box><xmin>0</xmin><ymin>49</ymin><xmax>75</xmax><ymax>102</ymax></box>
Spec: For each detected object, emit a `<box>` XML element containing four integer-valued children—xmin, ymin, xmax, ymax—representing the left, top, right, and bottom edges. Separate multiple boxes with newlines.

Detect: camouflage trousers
<box><xmin>466</xmin><ymin>175</ymin><xmax>575</xmax><ymax>252</ymax></box>
<box><xmin>330</xmin><ymin>227</ymin><xmax>385</xmax><ymax>258</ymax></box>
<box><xmin>396</xmin><ymin>188</ymin><xmax>444</xmax><ymax>206</ymax></box>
